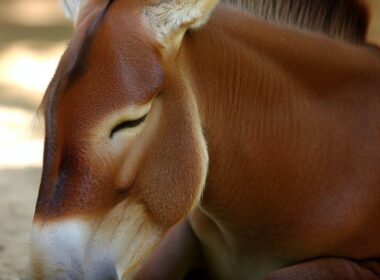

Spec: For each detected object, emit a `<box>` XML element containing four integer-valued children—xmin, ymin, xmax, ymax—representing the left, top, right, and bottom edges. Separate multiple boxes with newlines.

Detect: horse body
<box><xmin>27</xmin><ymin>0</ymin><xmax>380</xmax><ymax>279</ymax></box>
<box><xmin>177</xmin><ymin>5</ymin><xmax>380</xmax><ymax>279</ymax></box>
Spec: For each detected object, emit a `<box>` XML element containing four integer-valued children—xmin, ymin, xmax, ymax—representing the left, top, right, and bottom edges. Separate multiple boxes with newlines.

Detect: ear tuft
<box><xmin>144</xmin><ymin>0</ymin><xmax>219</xmax><ymax>48</ymax></box>
<box><xmin>61</xmin><ymin>0</ymin><xmax>83</xmax><ymax>22</ymax></box>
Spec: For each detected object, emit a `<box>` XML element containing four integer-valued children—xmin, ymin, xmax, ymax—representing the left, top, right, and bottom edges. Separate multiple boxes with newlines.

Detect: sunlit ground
<box><xmin>0</xmin><ymin>0</ymin><xmax>71</xmax><ymax>278</ymax></box>
<box><xmin>0</xmin><ymin>0</ymin><xmax>380</xmax><ymax>279</ymax></box>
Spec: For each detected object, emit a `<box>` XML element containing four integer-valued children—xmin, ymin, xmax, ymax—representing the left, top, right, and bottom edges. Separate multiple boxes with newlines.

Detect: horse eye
<box><xmin>110</xmin><ymin>115</ymin><xmax>147</xmax><ymax>138</ymax></box>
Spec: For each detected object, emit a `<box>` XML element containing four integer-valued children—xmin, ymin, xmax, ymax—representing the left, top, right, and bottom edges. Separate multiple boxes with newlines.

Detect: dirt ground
<box><xmin>0</xmin><ymin>1</ymin><xmax>380</xmax><ymax>279</ymax></box>
<box><xmin>0</xmin><ymin>168</ymin><xmax>40</xmax><ymax>279</ymax></box>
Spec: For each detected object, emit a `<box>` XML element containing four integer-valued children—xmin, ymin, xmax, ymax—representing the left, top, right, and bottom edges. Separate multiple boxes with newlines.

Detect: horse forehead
<box><xmin>50</xmin><ymin>5</ymin><xmax>164</xmax><ymax>119</ymax></box>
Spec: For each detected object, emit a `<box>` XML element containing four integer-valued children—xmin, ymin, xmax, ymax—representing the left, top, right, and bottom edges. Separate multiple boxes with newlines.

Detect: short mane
<box><xmin>222</xmin><ymin>0</ymin><xmax>369</xmax><ymax>44</ymax></box>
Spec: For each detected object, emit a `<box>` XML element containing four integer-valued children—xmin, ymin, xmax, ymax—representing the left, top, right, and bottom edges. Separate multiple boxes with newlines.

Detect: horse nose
<box><xmin>87</xmin><ymin>262</ymin><xmax>119</xmax><ymax>280</ymax></box>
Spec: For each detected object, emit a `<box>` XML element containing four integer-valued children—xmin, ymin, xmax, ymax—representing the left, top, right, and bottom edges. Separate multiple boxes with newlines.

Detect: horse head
<box><xmin>27</xmin><ymin>0</ymin><xmax>214</xmax><ymax>278</ymax></box>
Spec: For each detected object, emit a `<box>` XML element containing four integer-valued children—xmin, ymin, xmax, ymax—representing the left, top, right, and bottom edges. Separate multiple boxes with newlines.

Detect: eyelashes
<box><xmin>109</xmin><ymin>115</ymin><xmax>147</xmax><ymax>138</ymax></box>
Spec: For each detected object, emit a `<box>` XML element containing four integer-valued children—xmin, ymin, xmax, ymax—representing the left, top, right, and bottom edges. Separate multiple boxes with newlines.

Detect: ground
<box><xmin>0</xmin><ymin>0</ymin><xmax>379</xmax><ymax>279</ymax></box>
<box><xmin>0</xmin><ymin>168</ymin><xmax>40</xmax><ymax>279</ymax></box>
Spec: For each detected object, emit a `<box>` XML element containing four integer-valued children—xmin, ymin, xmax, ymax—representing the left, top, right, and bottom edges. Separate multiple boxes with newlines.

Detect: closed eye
<box><xmin>110</xmin><ymin>115</ymin><xmax>147</xmax><ymax>138</ymax></box>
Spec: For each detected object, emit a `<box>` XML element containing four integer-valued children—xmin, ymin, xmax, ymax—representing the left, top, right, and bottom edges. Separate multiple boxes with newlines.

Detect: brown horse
<box><xmin>27</xmin><ymin>0</ymin><xmax>380</xmax><ymax>279</ymax></box>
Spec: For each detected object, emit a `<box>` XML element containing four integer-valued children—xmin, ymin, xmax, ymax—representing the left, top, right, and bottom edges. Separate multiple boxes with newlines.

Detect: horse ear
<box><xmin>61</xmin><ymin>0</ymin><xmax>83</xmax><ymax>22</ymax></box>
<box><xmin>61</xmin><ymin>0</ymin><xmax>110</xmax><ymax>27</ymax></box>
<box><xmin>144</xmin><ymin>0</ymin><xmax>219</xmax><ymax>54</ymax></box>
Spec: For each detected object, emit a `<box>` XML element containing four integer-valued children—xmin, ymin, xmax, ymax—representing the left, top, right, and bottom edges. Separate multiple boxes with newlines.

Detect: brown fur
<box><xmin>183</xmin><ymin>5</ymin><xmax>380</xmax><ymax>278</ymax></box>
<box><xmin>28</xmin><ymin>0</ymin><xmax>380</xmax><ymax>279</ymax></box>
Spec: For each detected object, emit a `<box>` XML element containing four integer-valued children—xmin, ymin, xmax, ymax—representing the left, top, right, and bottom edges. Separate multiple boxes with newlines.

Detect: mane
<box><xmin>222</xmin><ymin>0</ymin><xmax>370</xmax><ymax>44</ymax></box>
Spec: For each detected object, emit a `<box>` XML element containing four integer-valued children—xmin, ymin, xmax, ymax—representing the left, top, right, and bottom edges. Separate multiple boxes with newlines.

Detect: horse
<box><xmin>26</xmin><ymin>0</ymin><xmax>380</xmax><ymax>279</ymax></box>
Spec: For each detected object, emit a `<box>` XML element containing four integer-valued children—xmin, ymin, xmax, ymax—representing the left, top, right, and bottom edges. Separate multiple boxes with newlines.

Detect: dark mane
<box><xmin>222</xmin><ymin>0</ymin><xmax>369</xmax><ymax>44</ymax></box>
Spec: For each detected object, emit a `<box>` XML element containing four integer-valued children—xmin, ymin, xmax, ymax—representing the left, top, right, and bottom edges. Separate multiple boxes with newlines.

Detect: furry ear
<box><xmin>144</xmin><ymin>0</ymin><xmax>219</xmax><ymax>54</ymax></box>
<box><xmin>60</xmin><ymin>0</ymin><xmax>83</xmax><ymax>22</ymax></box>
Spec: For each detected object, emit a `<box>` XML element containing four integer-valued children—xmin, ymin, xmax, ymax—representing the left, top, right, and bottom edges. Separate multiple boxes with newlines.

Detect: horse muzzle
<box><xmin>26</xmin><ymin>200</ymin><xmax>163</xmax><ymax>280</ymax></box>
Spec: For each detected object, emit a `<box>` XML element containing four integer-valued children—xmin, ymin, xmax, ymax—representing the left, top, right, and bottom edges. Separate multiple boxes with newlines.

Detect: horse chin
<box><xmin>27</xmin><ymin>199</ymin><xmax>164</xmax><ymax>280</ymax></box>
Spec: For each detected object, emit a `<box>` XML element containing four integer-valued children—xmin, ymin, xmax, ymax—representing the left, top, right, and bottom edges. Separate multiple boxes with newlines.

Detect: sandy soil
<box><xmin>0</xmin><ymin>168</ymin><xmax>40</xmax><ymax>279</ymax></box>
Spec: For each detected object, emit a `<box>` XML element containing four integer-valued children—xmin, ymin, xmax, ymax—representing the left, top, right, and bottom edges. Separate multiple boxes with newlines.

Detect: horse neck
<box><xmin>178</xmin><ymin>5</ymin><xmax>380</xmax><ymax>213</ymax></box>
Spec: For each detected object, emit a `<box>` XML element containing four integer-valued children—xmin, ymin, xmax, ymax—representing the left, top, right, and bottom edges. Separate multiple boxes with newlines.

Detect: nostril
<box><xmin>87</xmin><ymin>262</ymin><xmax>118</xmax><ymax>280</ymax></box>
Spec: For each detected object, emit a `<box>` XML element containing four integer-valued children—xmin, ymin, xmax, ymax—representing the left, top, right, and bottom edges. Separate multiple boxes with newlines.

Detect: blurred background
<box><xmin>0</xmin><ymin>0</ymin><xmax>379</xmax><ymax>279</ymax></box>
<box><xmin>0</xmin><ymin>0</ymin><xmax>71</xmax><ymax>278</ymax></box>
